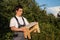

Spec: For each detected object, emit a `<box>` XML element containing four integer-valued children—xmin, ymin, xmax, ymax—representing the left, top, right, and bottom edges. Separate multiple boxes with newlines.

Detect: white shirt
<box><xmin>10</xmin><ymin>16</ymin><xmax>29</xmax><ymax>28</ymax></box>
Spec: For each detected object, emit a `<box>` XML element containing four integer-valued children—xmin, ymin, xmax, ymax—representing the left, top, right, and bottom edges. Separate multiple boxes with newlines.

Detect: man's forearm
<box><xmin>10</xmin><ymin>27</ymin><xmax>23</xmax><ymax>32</ymax></box>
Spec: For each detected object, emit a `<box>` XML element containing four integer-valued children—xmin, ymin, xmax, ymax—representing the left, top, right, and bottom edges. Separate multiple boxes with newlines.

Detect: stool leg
<box><xmin>35</xmin><ymin>23</ymin><xmax>40</xmax><ymax>33</ymax></box>
<box><xmin>24</xmin><ymin>28</ymin><xmax>31</xmax><ymax>39</ymax></box>
<box><xmin>29</xmin><ymin>23</ymin><xmax>40</xmax><ymax>33</ymax></box>
<box><xmin>27</xmin><ymin>28</ymin><xmax>31</xmax><ymax>39</ymax></box>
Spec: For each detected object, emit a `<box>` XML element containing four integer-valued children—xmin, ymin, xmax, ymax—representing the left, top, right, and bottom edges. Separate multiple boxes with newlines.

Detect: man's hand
<box><xmin>20</xmin><ymin>27</ymin><xmax>27</xmax><ymax>32</ymax></box>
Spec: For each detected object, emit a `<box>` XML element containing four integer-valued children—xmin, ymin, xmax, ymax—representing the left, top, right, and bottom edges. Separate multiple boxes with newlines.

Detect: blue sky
<box><xmin>36</xmin><ymin>0</ymin><xmax>60</xmax><ymax>7</ymax></box>
<box><xmin>36</xmin><ymin>0</ymin><xmax>60</xmax><ymax>17</ymax></box>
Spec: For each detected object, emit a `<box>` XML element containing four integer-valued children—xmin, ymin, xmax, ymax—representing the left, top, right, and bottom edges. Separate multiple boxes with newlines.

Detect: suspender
<box><xmin>14</xmin><ymin>16</ymin><xmax>25</xmax><ymax>28</ymax></box>
<box><xmin>22</xmin><ymin>17</ymin><xmax>26</xmax><ymax>25</ymax></box>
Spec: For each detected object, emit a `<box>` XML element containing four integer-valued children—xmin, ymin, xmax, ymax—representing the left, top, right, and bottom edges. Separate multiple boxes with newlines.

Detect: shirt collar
<box><xmin>15</xmin><ymin>15</ymin><xmax>22</xmax><ymax>18</ymax></box>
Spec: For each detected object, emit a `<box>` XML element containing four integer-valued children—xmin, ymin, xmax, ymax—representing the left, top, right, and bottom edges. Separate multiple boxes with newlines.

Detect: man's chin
<box><xmin>19</xmin><ymin>15</ymin><xmax>22</xmax><ymax>17</ymax></box>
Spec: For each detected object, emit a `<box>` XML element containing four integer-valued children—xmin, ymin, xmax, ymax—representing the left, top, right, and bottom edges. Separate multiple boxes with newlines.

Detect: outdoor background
<box><xmin>0</xmin><ymin>0</ymin><xmax>60</xmax><ymax>40</ymax></box>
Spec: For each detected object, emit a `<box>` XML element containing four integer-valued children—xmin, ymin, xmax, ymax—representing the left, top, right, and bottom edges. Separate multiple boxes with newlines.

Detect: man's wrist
<box><xmin>18</xmin><ymin>28</ymin><xmax>23</xmax><ymax>31</ymax></box>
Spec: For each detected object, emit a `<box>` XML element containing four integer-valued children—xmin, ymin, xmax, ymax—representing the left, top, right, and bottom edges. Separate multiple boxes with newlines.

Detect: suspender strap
<box><xmin>14</xmin><ymin>16</ymin><xmax>25</xmax><ymax>28</ymax></box>
<box><xmin>22</xmin><ymin>17</ymin><xmax>26</xmax><ymax>25</ymax></box>
<box><xmin>14</xmin><ymin>16</ymin><xmax>20</xmax><ymax>28</ymax></box>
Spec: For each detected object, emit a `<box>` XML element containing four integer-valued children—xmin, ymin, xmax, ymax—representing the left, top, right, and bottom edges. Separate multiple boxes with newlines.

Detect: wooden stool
<box><xmin>23</xmin><ymin>22</ymin><xmax>40</xmax><ymax>39</ymax></box>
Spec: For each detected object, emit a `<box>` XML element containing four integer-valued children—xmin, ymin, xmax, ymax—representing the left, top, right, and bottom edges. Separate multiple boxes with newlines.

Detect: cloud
<box><xmin>46</xmin><ymin>6</ymin><xmax>60</xmax><ymax>17</ymax></box>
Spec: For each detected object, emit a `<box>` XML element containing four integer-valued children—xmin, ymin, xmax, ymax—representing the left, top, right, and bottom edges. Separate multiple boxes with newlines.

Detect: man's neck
<box><xmin>16</xmin><ymin>15</ymin><xmax>22</xmax><ymax>17</ymax></box>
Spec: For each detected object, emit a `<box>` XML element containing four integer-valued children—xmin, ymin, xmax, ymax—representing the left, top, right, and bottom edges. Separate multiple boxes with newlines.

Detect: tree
<box><xmin>0</xmin><ymin>0</ymin><xmax>60</xmax><ymax>40</ymax></box>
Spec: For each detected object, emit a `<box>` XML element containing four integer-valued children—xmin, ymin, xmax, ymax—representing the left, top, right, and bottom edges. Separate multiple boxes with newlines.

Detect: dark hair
<box><xmin>14</xmin><ymin>5</ymin><xmax>23</xmax><ymax>11</ymax></box>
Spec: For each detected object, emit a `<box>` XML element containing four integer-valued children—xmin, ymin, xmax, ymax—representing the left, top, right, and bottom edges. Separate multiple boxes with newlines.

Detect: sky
<box><xmin>35</xmin><ymin>0</ymin><xmax>60</xmax><ymax>17</ymax></box>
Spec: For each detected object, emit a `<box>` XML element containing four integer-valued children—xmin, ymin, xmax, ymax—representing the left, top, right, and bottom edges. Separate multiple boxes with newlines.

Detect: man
<box><xmin>10</xmin><ymin>5</ymin><xmax>40</xmax><ymax>40</ymax></box>
<box><xmin>10</xmin><ymin>5</ymin><xmax>29</xmax><ymax>40</ymax></box>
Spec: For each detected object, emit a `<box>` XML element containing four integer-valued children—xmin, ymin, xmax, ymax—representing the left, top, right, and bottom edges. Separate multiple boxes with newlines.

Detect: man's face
<box><xmin>16</xmin><ymin>8</ymin><xmax>23</xmax><ymax>16</ymax></box>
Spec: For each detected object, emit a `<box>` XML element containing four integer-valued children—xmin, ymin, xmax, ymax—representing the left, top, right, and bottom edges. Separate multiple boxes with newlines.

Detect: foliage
<box><xmin>0</xmin><ymin>0</ymin><xmax>60</xmax><ymax>40</ymax></box>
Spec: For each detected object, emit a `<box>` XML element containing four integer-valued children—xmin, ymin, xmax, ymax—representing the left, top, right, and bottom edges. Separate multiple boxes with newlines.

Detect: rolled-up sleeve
<box><xmin>10</xmin><ymin>18</ymin><xmax>16</xmax><ymax>27</ymax></box>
